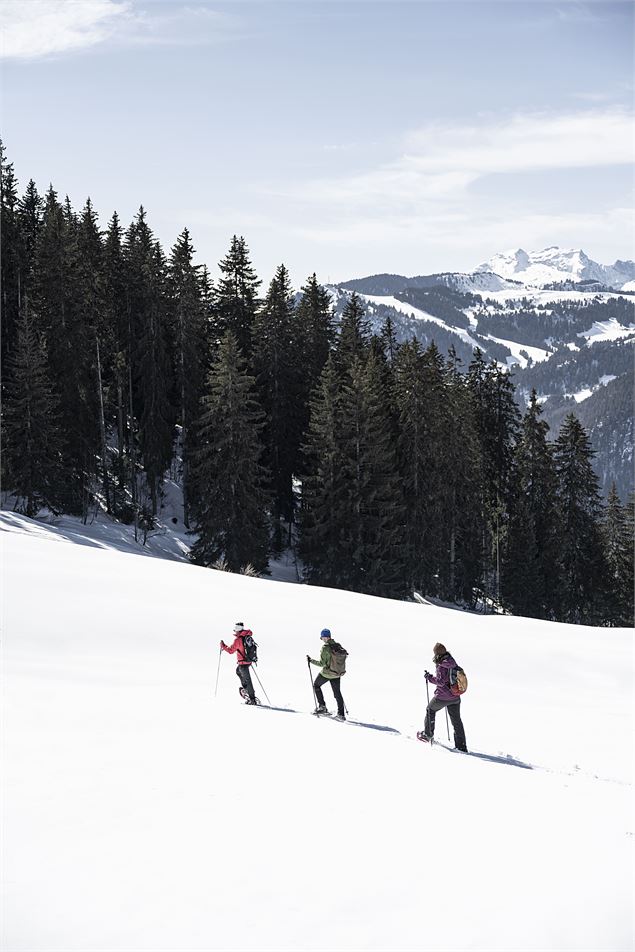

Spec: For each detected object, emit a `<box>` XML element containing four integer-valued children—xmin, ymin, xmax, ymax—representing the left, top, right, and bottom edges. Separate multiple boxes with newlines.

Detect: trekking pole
<box><xmin>308</xmin><ymin>658</ymin><xmax>318</xmax><ymax>709</ymax></box>
<box><xmin>251</xmin><ymin>666</ymin><xmax>271</xmax><ymax>706</ymax></box>
<box><xmin>425</xmin><ymin>678</ymin><xmax>432</xmax><ymax>743</ymax></box>
<box><xmin>445</xmin><ymin>708</ymin><xmax>451</xmax><ymax>741</ymax></box>
<box><xmin>214</xmin><ymin>646</ymin><xmax>223</xmax><ymax>698</ymax></box>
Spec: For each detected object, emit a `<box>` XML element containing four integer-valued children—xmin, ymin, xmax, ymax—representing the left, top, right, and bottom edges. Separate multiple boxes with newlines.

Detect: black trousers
<box><xmin>236</xmin><ymin>664</ymin><xmax>255</xmax><ymax>702</ymax></box>
<box><xmin>424</xmin><ymin>697</ymin><xmax>467</xmax><ymax>751</ymax></box>
<box><xmin>314</xmin><ymin>674</ymin><xmax>345</xmax><ymax>717</ymax></box>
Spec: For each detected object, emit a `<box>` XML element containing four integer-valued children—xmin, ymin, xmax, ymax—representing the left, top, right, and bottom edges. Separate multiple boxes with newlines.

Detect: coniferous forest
<box><xmin>1</xmin><ymin>143</ymin><xmax>633</xmax><ymax>627</ymax></box>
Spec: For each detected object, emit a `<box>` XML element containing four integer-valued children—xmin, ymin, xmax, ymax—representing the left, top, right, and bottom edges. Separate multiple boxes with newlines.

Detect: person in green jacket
<box><xmin>307</xmin><ymin>629</ymin><xmax>346</xmax><ymax>720</ymax></box>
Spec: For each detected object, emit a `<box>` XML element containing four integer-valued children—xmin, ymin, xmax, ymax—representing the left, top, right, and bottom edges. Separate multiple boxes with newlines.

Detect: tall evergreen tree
<box><xmin>600</xmin><ymin>484</ymin><xmax>634</xmax><ymax>626</ymax></box>
<box><xmin>554</xmin><ymin>414</ymin><xmax>607</xmax><ymax>624</ymax></box>
<box><xmin>17</xmin><ymin>178</ymin><xmax>43</xmax><ymax>299</ymax></box>
<box><xmin>125</xmin><ymin>209</ymin><xmax>175</xmax><ymax>518</ymax></box>
<box><xmin>441</xmin><ymin>348</ymin><xmax>484</xmax><ymax>604</ymax></box>
<box><xmin>467</xmin><ymin>350</ymin><xmax>520</xmax><ymax>604</ymax></box>
<box><xmin>252</xmin><ymin>263</ymin><xmax>304</xmax><ymax>549</ymax></box>
<box><xmin>168</xmin><ymin>228</ymin><xmax>208</xmax><ymax>526</ymax></box>
<box><xmin>336</xmin><ymin>292</ymin><xmax>371</xmax><ymax>367</ymax></box>
<box><xmin>337</xmin><ymin>353</ymin><xmax>404</xmax><ymax>596</ymax></box>
<box><xmin>213</xmin><ymin>235</ymin><xmax>260</xmax><ymax>357</ymax></box>
<box><xmin>503</xmin><ymin>390</ymin><xmax>562</xmax><ymax>618</ymax></box>
<box><xmin>300</xmin><ymin>355</ymin><xmax>349</xmax><ymax>588</ymax></box>
<box><xmin>0</xmin><ymin>140</ymin><xmax>20</xmax><ymax>378</ymax></box>
<box><xmin>190</xmin><ymin>332</ymin><xmax>269</xmax><ymax>572</ymax></box>
<box><xmin>2</xmin><ymin>302</ymin><xmax>63</xmax><ymax>516</ymax></box>
<box><xmin>393</xmin><ymin>339</ymin><xmax>448</xmax><ymax>595</ymax></box>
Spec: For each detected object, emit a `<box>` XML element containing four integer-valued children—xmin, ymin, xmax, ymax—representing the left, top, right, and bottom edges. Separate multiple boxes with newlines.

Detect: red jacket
<box><xmin>222</xmin><ymin>631</ymin><xmax>252</xmax><ymax>665</ymax></box>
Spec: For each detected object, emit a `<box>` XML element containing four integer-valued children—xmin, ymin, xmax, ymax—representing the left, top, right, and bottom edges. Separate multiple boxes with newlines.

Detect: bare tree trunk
<box><xmin>95</xmin><ymin>336</ymin><xmax>111</xmax><ymax>513</ymax></box>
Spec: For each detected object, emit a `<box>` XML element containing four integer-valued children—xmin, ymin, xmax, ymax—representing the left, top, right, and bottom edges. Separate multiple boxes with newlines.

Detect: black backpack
<box><xmin>240</xmin><ymin>631</ymin><xmax>258</xmax><ymax>664</ymax></box>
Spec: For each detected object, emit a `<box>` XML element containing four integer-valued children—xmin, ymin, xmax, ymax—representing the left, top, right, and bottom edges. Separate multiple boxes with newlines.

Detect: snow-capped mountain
<box><xmin>475</xmin><ymin>247</ymin><xmax>635</xmax><ymax>291</ymax></box>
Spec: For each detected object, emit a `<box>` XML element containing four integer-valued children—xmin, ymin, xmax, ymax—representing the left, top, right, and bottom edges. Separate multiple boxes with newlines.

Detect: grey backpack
<box><xmin>328</xmin><ymin>641</ymin><xmax>348</xmax><ymax>677</ymax></box>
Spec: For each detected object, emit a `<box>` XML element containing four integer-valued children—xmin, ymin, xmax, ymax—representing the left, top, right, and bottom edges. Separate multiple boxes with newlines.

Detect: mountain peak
<box><xmin>475</xmin><ymin>246</ymin><xmax>635</xmax><ymax>290</ymax></box>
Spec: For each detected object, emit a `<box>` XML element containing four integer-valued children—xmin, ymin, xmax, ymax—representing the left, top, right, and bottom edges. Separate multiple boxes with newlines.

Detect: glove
<box><xmin>307</xmin><ymin>655</ymin><xmax>312</xmax><ymax>663</ymax></box>
<box><xmin>424</xmin><ymin>670</ymin><xmax>431</xmax><ymax>682</ymax></box>
<box><xmin>220</xmin><ymin>640</ymin><xmax>226</xmax><ymax>650</ymax></box>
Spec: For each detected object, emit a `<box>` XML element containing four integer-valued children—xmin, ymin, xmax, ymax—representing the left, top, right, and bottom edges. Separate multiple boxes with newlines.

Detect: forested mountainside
<box><xmin>1</xmin><ymin>141</ymin><xmax>632</xmax><ymax>626</ymax></box>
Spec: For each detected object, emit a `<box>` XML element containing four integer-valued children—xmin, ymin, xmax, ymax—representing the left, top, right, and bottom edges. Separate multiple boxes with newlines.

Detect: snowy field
<box><xmin>1</xmin><ymin>516</ymin><xmax>633</xmax><ymax>952</ymax></box>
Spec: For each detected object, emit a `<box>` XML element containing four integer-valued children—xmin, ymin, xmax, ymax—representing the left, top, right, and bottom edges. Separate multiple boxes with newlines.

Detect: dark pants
<box><xmin>314</xmin><ymin>674</ymin><xmax>345</xmax><ymax>717</ymax></box>
<box><xmin>236</xmin><ymin>664</ymin><xmax>255</xmax><ymax>702</ymax></box>
<box><xmin>424</xmin><ymin>697</ymin><xmax>467</xmax><ymax>751</ymax></box>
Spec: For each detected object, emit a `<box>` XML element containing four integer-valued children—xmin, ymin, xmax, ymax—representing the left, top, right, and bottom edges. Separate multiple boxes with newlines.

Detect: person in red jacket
<box><xmin>220</xmin><ymin>623</ymin><xmax>257</xmax><ymax>704</ymax></box>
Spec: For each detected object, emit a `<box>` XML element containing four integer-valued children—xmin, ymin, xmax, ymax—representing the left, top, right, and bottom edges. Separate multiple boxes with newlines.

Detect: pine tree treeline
<box><xmin>1</xmin><ymin>143</ymin><xmax>632</xmax><ymax>627</ymax></box>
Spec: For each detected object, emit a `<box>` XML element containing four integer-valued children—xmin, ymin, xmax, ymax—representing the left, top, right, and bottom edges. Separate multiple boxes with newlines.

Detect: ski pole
<box><xmin>308</xmin><ymin>658</ymin><xmax>318</xmax><ymax>709</ymax></box>
<box><xmin>214</xmin><ymin>645</ymin><xmax>223</xmax><ymax>697</ymax></box>
<box><xmin>251</xmin><ymin>666</ymin><xmax>271</xmax><ymax>706</ymax></box>
<box><xmin>425</xmin><ymin>678</ymin><xmax>432</xmax><ymax>742</ymax></box>
<box><xmin>445</xmin><ymin>707</ymin><xmax>451</xmax><ymax>741</ymax></box>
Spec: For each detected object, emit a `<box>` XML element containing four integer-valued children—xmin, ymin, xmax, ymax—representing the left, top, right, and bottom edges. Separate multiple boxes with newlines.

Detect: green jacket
<box><xmin>309</xmin><ymin>640</ymin><xmax>338</xmax><ymax>679</ymax></box>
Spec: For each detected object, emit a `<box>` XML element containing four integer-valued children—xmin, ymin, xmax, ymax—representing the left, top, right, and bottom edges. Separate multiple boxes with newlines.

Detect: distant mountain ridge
<box><xmin>330</xmin><ymin>246</ymin><xmax>635</xmax><ymax>499</ymax></box>
<box><xmin>341</xmin><ymin>247</ymin><xmax>635</xmax><ymax>296</ymax></box>
<box><xmin>475</xmin><ymin>247</ymin><xmax>635</xmax><ymax>291</ymax></box>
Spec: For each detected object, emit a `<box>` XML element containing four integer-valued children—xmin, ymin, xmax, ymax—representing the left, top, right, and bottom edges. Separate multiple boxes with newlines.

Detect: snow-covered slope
<box><xmin>476</xmin><ymin>247</ymin><xmax>635</xmax><ymax>290</ymax></box>
<box><xmin>2</xmin><ymin>517</ymin><xmax>633</xmax><ymax>952</ymax></box>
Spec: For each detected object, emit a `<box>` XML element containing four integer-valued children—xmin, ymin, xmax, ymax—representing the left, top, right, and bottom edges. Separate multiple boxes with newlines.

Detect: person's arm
<box><xmin>222</xmin><ymin>636</ymin><xmax>239</xmax><ymax>655</ymax></box>
<box><xmin>425</xmin><ymin>668</ymin><xmax>441</xmax><ymax>685</ymax></box>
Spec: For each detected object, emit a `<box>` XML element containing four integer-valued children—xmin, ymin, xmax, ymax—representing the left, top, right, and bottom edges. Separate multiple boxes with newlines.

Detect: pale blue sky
<box><xmin>1</xmin><ymin>0</ymin><xmax>633</xmax><ymax>285</ymax></box>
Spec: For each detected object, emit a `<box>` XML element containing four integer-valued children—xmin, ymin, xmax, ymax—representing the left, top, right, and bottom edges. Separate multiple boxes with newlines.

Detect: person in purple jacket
<box><xmin>417</xmin><ymin>642</ymin><xmax>467</xmax><ymax>751</ymax></box>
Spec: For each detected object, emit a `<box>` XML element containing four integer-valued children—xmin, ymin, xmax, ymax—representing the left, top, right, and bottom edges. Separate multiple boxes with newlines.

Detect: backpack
<box><xmin>240</xmin><ymin>631</ymin><xmax>258</xmax><ymax>664</ymax></box>
<box><xmin>328</xmin><ymin>641</ymin><xmax>348</xmax><ymax>677</ymax></box>
<box><xmin>449</xmin><ymin>665</ymin><xmax>468</xmax><ymax>696</ymax></box>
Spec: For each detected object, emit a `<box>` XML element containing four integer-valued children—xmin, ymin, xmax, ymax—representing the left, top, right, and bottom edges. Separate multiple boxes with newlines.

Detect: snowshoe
<box><xmin>239</xmin><ymin>688</ymin><xmax>261</xmax><ymax>705</ymax></box>
<box><xmin>313</xmin><ymin>706</ymin><xmax>330</xmax><ymax>716</ymax></box>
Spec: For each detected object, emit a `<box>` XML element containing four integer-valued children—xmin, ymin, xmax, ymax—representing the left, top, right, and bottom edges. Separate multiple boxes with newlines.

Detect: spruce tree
<box><xmin>168</xmin><ymin>228</ymin><xmax>208</xmax><ymax>526</ymax></box>
<box><xmin>338</xmin><ymin>352</ymin><xmax>404</xmax><ymax>597</ymax></box>
<box><xmin>300</xmin><ymin>356</ymin><xmax>348</xmax><ymax>588</ymax></box>
<box><xmin>467</xmin><ymin>350</ymin><xmax>520</xmax><ymax>605</ymax></box>
<box><xmin>441</xmin><ymin>348</ymin><xmax>484</xmax><ymax>604</ymax></box>
<box><xmin>252</xmin><ymin>264</ymin><xmax>304</xmax><ymax>549</ymax></box>
<box><xmin>2</xmin><ymin>301</ymin><xmax>63</xmax><ymax>516</ymax></box>
<box><xmin>336</xmin><ymin>292</ymin><xmax>371</xmax><ymax>367</ymax></box>
<box><xmin>213</xmin><ymin>235</ymin><xmax>260</xmax><ymax>357</ymax></box>
<box><xmin>554</xmin><ymin>414</ymin><xmax>607</xmax><ymax>624</ymax></box>
<box><xmin>125</xmin><ymin>209</ymin><xmax>175</xmax><ymax>518</ymax></box>
<box><xmin>503</xmin><ymin>391</ymin><xmax>562</xmax><ymax>618</ymax></box>
<box><xmin>0</xmin><ymin>141</ymin><xmax>20</xmax><ymax>379</ymax></box>
<box><xmin>190</xmin><ymin>332</ymin><xmax>269</xmax><ymax>572</ymax></box>
<box><xmin>601</xmin><ymin>484</ymin><xmax>634</xmax><ymax>626</ymax></box>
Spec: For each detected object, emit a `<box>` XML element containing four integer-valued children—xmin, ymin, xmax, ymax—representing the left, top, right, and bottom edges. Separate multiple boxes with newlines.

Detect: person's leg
<box><xmin>237</xmin><ymin>665</ymin><xmax>256</xmax><ymax>702</ymax></box>
<box><xmin>447</xmin><ymin>700</ymin><xmax>467</xmax><ymax>751</ymax></box>
<box><xmin>330</xmin><ymin>677</ymin><xmax>345</xmax><ymax>717</ymax></box>
<box><xmin>314</xmin><ymin>673</ymin><xmax>327</xmax><ymax>710</ymax></box>
<box><xmin>424</xmin><ymin>697</ymin><xmax>444</xmax><ymax>738</ymax></box>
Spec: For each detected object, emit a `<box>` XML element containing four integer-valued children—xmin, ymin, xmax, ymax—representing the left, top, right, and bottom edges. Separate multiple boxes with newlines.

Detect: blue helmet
<box><xmin>320</xmin><ymin>628</ymin><xmax>331</xmax><ymax>639</ymax></box>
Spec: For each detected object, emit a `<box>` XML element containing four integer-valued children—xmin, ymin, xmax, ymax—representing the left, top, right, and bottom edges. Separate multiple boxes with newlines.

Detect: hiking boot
<box><xmin>245</xmin><ymin>698</ymin><xmax>258</xmax><ymax>705</ymax></box>
<box><xmin>416</xmin><ymin>731</ymin><xmax>432</xmax><ymax>743</ymax></box>
<box><xmin>314</xmin><ymin>705</ymin><xmax>328</xmax><ymax>714</ymax></box>
<box><xmin>454</xmin><ymin>745</ymin><xmax>468</xmax><ymax>753</ymax></box>
<box><xmin>334</xmin><ymin>714</ymin><xmax>346</xmax><ymax>722</ymax></box>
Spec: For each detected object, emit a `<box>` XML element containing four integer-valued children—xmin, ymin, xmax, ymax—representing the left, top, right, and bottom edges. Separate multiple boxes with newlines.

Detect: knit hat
<box><xmin>433</xmin><ymin>642</ymin><xmax>447</xmax><ymax>659</ymax></box>
<box><xmin>320</xmin><ymin>629</ymin><xmax>331</xmax><ymax>639</ymax></box>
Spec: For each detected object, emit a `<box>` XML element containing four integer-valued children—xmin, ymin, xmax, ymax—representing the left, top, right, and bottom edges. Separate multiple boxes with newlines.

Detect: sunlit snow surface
<box><xmin>1</xmin><ymin>515</ymin><xmax>633</xmax><ymax>952</ymax></box>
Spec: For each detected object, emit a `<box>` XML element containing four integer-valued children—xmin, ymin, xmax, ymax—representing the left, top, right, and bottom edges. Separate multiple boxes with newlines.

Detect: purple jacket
<box><xmin>427</xmin><ymin>653</ymin><xmax>458</xmax><ymax>701</ymax></box>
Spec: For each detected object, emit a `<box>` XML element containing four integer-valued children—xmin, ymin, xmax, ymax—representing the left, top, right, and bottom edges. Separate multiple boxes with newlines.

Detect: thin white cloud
<box><xmin>286</xmin><ymin>109</ymin><xmax>634</xmax><ymax>216</ymax></box>
<box><xmin>0</xmin><ymin>0</ymin><xmax>131</xmax><ymax>59</ymax></box>
<box><xmin>0</xmin><ymin>1</ymin><xmax>242</xmax><ymax>60</ymax></box>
